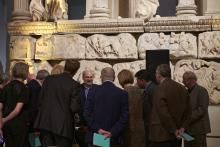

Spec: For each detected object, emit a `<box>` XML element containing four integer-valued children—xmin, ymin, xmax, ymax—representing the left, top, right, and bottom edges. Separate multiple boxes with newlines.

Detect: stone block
<box><xmin>208</xmin><ymin>106</ymin><xmax>220</xmax><ymax>137</ymax></box>
<box><xmin>9</xmin><ymin>36</ymin><xmax>36</xmax><ymax>59</ymax></box>
<box><xmin>138</xmin><ymin>32</ymin><xmax>197</xmax><ymax>59</ymax></box>
<box><xmin>86</xmin><ymin>33</ymin><xmax>138</xmax><ymax>59</ymax></box>
<box><xmin>174</xmin><ymin>59</ymin><xmax>220</xmax><ymax>104</ymax></box>
<box><xmin>35</xmin><ymin>34</ymin><xmax>86</xmax><ymax>59</ymax></box>
<box><xmin>198</xmin><ymin>31</ymin><xmax>220</xmax><ymax>59</ymax></box>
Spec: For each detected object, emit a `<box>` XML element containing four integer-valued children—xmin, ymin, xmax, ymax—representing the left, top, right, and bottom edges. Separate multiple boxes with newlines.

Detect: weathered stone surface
<box><xmin>173</xmin><ymin>59</ymin><xmax>220</xmax><ymax>104</ymax></box>
<box><xmin>208</xmin><ymin>106</ymin><xmax>220</xmax><ymax>137</ymax></box>
<box><xmin>86</xmin><ymin>33</ymin><xmax>138</xmax><ymax>59</ymax></box>
<box><xmin>135</xmin><ymin>0</ymin><xmax>159</xmax><ymax>19</ymax></box>
<box><xmin>198</xmin><ymin>31</ymin><xmax>220</xmax><ymax>58</ymax></box>
<box><xmin>35</xmin><ymin>34</ymin><xmax>86</xmax><ymax>59</ymax></box>
<box><xmin>138</xmin><ymin>32</ymin><xmax>197</xmax><ymax>59</ymax></box>
<box><xmin>113</xmin><ymin>60</ymin><xmax>145</xmax><ymax>87</ymax></box>
<box><xmin>10</xmin><ymin>36</ymin><xmax>36</xmax><ymax>59</ymax></box>
<box><xmin>74</xmin><ymin>60</ymin><xmax>112</xmax><ymax>84</ymax></box>
<box><xmin>207</xmin><ymin>137</ymin><xmax>220</xmax><ymax>147</ymax></box>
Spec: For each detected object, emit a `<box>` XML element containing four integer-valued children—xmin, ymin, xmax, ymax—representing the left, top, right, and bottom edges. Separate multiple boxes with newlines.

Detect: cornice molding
<box><xmin>7</xmin><ymin>16</ymin><xmax>220</xmax><ymax>35</ymax></box>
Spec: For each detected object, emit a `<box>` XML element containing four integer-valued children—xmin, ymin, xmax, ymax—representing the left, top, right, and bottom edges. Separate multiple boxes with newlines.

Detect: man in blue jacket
<box><xmin>84</xmin><ymin>67</ymin><xmax>129</xmax><ymax>147</ymax></box>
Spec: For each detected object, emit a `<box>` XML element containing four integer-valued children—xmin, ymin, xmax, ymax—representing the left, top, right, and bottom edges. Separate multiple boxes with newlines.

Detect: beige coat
<box><xmin>123</xmin><ymin>85</ymin><xmax>145</xmax><ymax>147</ymax></box>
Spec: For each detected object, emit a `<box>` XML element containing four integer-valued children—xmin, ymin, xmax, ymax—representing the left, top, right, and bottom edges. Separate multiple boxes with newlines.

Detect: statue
<box><xmin>30</xmin><ymin>0</ymin><xmax>48</xmax><ymax>21</ymax></box>
<box><xmin>45</xmin><ymin>0</ymin><xmax>68</xmax><ymax>21</ymax></box>
<box><xmin>29</xmin><ymin>0</ymin><xmax>68</xmax><ymax>21</ymax></box>
<box><xmin>135</xmin><ymin>0</ymin><xmax>159</xmax><ymax>20</ymax></box>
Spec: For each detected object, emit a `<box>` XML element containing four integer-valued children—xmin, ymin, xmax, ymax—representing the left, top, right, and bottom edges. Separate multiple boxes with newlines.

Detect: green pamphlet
<box><xmin>93</xmin><ymin>133</ymin><xmax>110</xmax><ymax>147</ymax></box>
<box><xmin>181</xmin><ymin>133</ymin><xmax>195</xmax><ymax>142</ymax></box>
<box><xmin>29</xmin><ymin>133</ymin><xmax>41</xmax><ymax>147</ymax></box>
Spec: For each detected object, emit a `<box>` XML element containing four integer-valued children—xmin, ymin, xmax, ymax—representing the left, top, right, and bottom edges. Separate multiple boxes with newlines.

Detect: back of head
<box><xmin>37</xmin><ymin>69</ymin><xmax>50</xmax><ymax>80</ymax></box>
<box><xmin>64</xmin><ymin>60</ymin><xmax>80</xmax><ymax>77</ymax></box>
<box><xmin>101</xmin><ymin>67</ymin><xmax>115</xmax><ymax>82</ymax></box>
<box><xmin>156</xmin><ymin>64</ymin><xmax>171</xmax><ymax>78</ymax></box>
<box><xmin>51</xmin><ymin>64</ymin><xmax>64</xmax><ymax>75</ymax></box>
<box><xmin>135</xmin><ymin>69</ymin><xmax>152</xmax><ymax>81</ymax></box>
<box><xmin>12</xmin><ymin>62</ymin><xmax>29</xmax><ymax>80</ymax></box>
<box><xmin>183</xmin><ymin>71</ymin><xmax>197</xmax><ymax>81</ymax></box>
<box><xmin>118</xmin><ymin>69</ymin><xmax>134</xmax><ymax>88</ymax></box>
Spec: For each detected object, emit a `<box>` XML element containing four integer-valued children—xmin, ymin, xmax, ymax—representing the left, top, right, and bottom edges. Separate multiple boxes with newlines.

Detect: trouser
<box><xmin>41</xmin><ymin>130</ymin><xmax>72</xmax><ymax>147</ymax></box>
<box><xmin>150</xmin><ymin>139</ymin><xmax>181</xmax><ymax>147</ymax></box>
<box><xmin>75</xmin><ymin>129</ymin><xmax>88</xmax><ymax>147</ymax></box>
<box><xmin>184</xmin><ymin>134</ymin><xmax>207</xmax><ymax>147</ymax></box>
<box><xmin>3</xmin><ymin>120</ymin><xmax>29</xmax><ymax>147</ymax></box>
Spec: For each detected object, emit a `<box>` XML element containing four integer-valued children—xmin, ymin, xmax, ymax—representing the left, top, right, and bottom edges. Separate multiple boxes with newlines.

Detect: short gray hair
<box><xmin>101</xmin><ymin>67</ymin><xmax>115</xmax><ymax>81</ymax></box>
<box><xmin>156</xmin><ymin>64</ymin><xmax>171</xmax><ymax>78</ymax></box>
<box><xmin>183</xmin><ymin>71</ymin><xmax>197</xmax><ymax>81</ymax></box>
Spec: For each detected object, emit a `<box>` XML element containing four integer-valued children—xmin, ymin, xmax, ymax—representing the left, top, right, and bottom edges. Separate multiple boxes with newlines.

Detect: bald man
<box><xmin>84</xmin><ymin>67</ymin><xmax>129</xmax><ymax>147</ymax></box>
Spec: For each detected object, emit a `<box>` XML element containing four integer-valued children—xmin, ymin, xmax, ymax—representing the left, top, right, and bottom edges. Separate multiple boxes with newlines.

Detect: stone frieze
<box><xmin>138</xmin><ymin>32</ymin><xmax>197</xmax><ymax>59</ymax></box>
<box><xmin>174</xmin><ymin>59</ymin><xmax>220</xmax><ymax>105</ymax></box>
<box><xmin>198</xmin><ymin>31</ymin><xmax>220</xmax><ymax>59</ymax></box>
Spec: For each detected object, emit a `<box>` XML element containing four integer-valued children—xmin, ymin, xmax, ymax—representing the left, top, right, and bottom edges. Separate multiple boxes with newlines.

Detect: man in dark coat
<box><xmin>149</xmin><ymin>64</ymin><xmax>191</xmax><ymax>147</ymax></box>
<box><xmin>27</xmin><ymin>69</ymin><xmax>49</xmax><ymax>132</ymax></box>
<box><xmin>84</xmin><ymin>67</ymin><xmax>129</xmax><ymax>147</ymax></box>
<box><xmin>135</xmin><ymin>69</ymin><xmax>156</xmax><ymax>147</ymax></box>
<box><xmin>34</xmin><ymin>60</ymin><xmax>81</xmax><ymax>147</ymax></box>
<box><xmin>183</xmin><ymin>71</ymin><xmax>211</xmax><ymax>147</ymax></box>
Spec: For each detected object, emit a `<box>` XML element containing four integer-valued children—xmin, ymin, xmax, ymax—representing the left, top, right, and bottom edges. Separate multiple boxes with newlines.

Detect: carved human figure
<box><xmin>45</xmin><ymin>0</ymin><xmax>68</xmax><ymax>21</ymax></box>
<box><xmin>30</xmin><ymin>0</ymin><xmax>47</xmax><ymax>21</ymax></box>
<box><xmin>135</xmin><ymin>0</ymin><xmax>159</xmax><ymax>20</ymax></box>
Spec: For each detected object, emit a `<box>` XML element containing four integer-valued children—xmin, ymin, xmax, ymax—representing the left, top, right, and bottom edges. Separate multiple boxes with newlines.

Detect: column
<box><xmin>109</xmin><ymin>0</ymin><xmax>119</xmax><ymax>19</ymax></box>
<box><xmin>84</xmin><ymin>0</ymin><xmax>93</xmax><ymax>19</ymax></box>
<box><xmin>129</xmin><ymin>0</ymin><xmax>138</xmax><ymax>18</ymax></box>
<box><xmin>90</xmin><ymin>0</ymin><xmax>110</xmax><ymax>19</ymax></box>
<box><xmin>11</xmin><ymin>0</ymin><xmax>31</xmax><ymax>22</ymax></box>
<box><xmin>176</xmin><ymin>0</ymin><xmax>197</xmax><ymax>16</ymax></box>
<box><xmin>201</xmin><ymin>0</ymin><xmax>220</xmax><ymax>16</ymax></box>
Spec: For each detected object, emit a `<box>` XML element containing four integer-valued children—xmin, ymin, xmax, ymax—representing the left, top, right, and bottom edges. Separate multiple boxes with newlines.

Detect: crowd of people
<box><xmin>0</xmin><ymin>60</ymin><xmax>211</xmax><ymax>147</ymax></box>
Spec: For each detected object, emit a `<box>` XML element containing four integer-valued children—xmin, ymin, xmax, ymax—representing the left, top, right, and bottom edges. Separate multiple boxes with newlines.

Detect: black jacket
<box><xmin>34</xmin><ymin>72</ymin><xmax>81</xmax><ymax>139</ymax></box>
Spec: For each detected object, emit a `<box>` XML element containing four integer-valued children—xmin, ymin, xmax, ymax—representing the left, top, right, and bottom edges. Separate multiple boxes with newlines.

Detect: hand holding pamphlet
<box><xmin>93</xmin><ymin>133</ymin><xmax>110</xmax><ymax>147</ymax></box>
<box><xmin>181</xmin><ymin>132</ymin><xmax>194</xmax><ymax>142</ymax></box>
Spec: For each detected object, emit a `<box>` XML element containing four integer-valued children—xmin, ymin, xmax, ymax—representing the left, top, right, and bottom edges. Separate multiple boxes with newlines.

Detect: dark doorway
<box><xmin>156</xmin><ymin>0</ymin><xmax>178</xmax><ymax>16</ymax></box>
<box><xmin>67</xmin><ymin>0</ymin><xmax>86</xmax><ymax>19</ymax></box>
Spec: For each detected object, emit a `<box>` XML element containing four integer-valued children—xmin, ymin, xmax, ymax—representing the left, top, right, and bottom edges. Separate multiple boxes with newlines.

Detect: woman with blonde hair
<box><xmin>51</xmin><ymin>64</ymin><xmax>64</xmax><ymax>75</ymax></box>
<box><xmin>118</xmin><ymin>69</ymin><xmax>145</xmax><ymax>147</ymax></box>
<box><xmin>0</xmin><ymin>62</ymin><xmax>29</xmax><ymax>147</ymax></box>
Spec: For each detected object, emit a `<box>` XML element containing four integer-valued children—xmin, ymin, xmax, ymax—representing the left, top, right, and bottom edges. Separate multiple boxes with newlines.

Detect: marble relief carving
<box><xmin>86</xmin><ymin>33</ymin><xmax>138</xmax><ymax>59</ymax></box>
<box><xmin>30</xmin><ymin>0</ymin><xmax>68</xmax><ymax>21</ymax></box>
<box><xmin>198</xmin><ymin>31</ymin><xmax>220</xmax><ymax>58</ymax></box>
<box><xmin>30</xmin><ymin>0</ymin><xmax>48</xmax><ymax>21</ymax></box>
<box><xmin>138</xmin><ymin>32</ymin><xmax>197</xmax><ymax>59</ymax></box>
<box><xmin>9</xmin><ymin>36</ymin><xmax>36</xmax><ymax>60</ymax></box>
<box><xmin>174</xmin><ymin>59</ymin><xmax>220</xmax><ymax>104</ymax></box>
<box><xmin>135</xmin><ymin>0</ymin><xmax>159</xmax><ymax>20</ymax></box>
<box><xmin>113</xmin><ymin>60</ymin><xmax>145</xmax><ymax>87</ymax></box>
<box><xmin>35</xmin><ymin>34</ymin><xmax>86</xmax><ymax>59</ymax></box>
